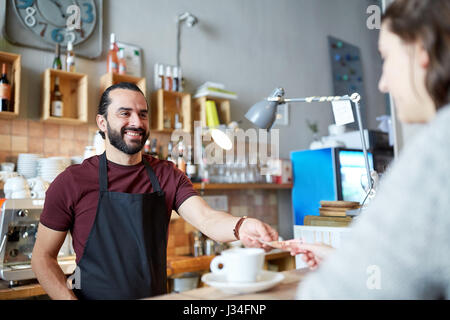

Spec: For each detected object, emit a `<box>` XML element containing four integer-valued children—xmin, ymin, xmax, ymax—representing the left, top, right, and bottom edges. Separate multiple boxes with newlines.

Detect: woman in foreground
<box><xmin>293</xmin><ymin>0</ymin><xmax>450</xmax><ymax>299</ymax></box>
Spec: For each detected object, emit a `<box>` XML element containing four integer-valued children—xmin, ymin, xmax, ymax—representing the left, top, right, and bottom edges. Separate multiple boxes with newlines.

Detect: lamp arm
<box><xmin>273</xmin><ymin>94</ymin><xmax>373</xmax><ymax>190</ymax></box>
<box><xmin>353</xmin><ymin>99</ymin><xmax>374</xmax><ymax>191</ymax></box>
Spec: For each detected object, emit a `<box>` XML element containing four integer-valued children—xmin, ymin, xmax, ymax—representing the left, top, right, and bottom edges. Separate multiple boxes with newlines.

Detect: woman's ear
<box><xmin>416</xmin><ymin>41</ymin><xmax>430</xmax><ymax>68</ymax></box>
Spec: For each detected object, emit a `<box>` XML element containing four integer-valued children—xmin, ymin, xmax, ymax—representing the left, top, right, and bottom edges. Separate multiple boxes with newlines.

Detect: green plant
<box><xmin>306</xmin><ymin>120</ymin><xmax>318</xmax><ymax>134</ymax></box>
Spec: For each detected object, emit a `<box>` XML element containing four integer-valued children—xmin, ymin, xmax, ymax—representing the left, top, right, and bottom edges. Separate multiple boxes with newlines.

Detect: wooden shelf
<box><xmin>41</xmin><ymin>69</ymin><xmax>88</xmax><ymax>124</ymax></box>
<box><xmin>151</xmin><ymin>89</ymin><xmax>191</xmax><ymax>133</ymax></box>
<box><xmin>192</xmin><ymin>183</ymin><xmax>293</xmax><ymax>190</ymax></box>
<box><xmin>0</xmin><ymin>51</ymin><xmax>21</xmax><ymax>119</ymax></box>
<box><xmin>100</xmin><ymin>72</ymin><xmax>146</xmax><ymax>97</ymax></box>
<box><xmin>193</xmin><ymin>96</ymin><xmax>231</xmax><ymax>128</ymax></box>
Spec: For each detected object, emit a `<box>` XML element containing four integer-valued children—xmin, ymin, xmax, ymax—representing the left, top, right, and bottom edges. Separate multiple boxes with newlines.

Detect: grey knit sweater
<box><xmin>296</xmin><ymin>104</ymin><xmax>450</xmax><ymax>299</ymax></box>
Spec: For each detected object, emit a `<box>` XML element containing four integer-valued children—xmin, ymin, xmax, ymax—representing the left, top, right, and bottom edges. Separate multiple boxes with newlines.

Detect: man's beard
<box><xmin>106</xmin><ymin>122</ymin><xmax>149</xmax><ymax>155</ymax></box>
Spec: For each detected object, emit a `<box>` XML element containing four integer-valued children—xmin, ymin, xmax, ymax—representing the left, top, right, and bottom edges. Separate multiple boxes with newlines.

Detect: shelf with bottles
<box><xmin>100</xmin><ymin>73</ymin><xmax>147</xmax><ymax>98</ymax></box>
<box><xmin>193</xmin><ymin>96</ymin><xmax>231</xmax><ymax>128</ymax></box>
<box><xmin>0</xmin><ymin>51</ymin><xmax>21</xmax><ymax>119</ymax></box>
<box><xmin>150</xmin><ymin>89</ymin><xmax>192</xmax><ymax>133</ymax></box>
<box><xmin>41</xmin><ymin>68</ymin><xmax>88</xmax><ymax>125</ymax></box>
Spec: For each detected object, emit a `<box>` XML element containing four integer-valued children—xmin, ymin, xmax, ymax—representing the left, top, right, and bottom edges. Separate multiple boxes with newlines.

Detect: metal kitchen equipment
<box><xmin>0</xmin><ymin>199</ymin><xmax>76</xmax><ymax>284</ymax></box>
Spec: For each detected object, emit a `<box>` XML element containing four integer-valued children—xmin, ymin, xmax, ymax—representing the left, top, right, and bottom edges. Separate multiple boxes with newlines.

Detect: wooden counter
<box><xmin>148</xmin><ymin>268</ymin><xmax>309</xmax><ymax>300</ymax></box>
<box><xmin>0</xmin><ymin>251</ymin><xmax>293</xmax><ymax>300</ymax></box>
<box><xmin>193</xmin><ymin>183</ymin><xmax>292</xmax><ymax>190</ymax></box>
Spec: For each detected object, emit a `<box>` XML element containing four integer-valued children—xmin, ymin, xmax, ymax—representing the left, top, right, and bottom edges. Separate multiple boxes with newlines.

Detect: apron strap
<box><xmin>142</xmin><ymin>156</ymin><xmax>162</xmax><ymax>193</ymax></box>
<box><xmin>99</xmin><ymin>152</ymin><xmax>108</xmax><ymax>192</ymax></box>
<box><xmin>99</xmin><ymin>152</ymin><xmax>162</xmax><ymax>193</ymax></box>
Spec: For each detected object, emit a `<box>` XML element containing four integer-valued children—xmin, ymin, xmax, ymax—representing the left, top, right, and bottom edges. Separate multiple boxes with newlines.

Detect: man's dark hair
<box><xmin>97</xmin><ymin>82</ymin><xmax>147</xmax><ymax>139</ymax></box>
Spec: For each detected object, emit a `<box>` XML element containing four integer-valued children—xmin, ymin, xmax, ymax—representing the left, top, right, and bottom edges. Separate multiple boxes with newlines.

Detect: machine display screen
<box><xmin>338</xmin><ymin>150</ymin><xmax>373</xmax><ymax>203</ymax></box>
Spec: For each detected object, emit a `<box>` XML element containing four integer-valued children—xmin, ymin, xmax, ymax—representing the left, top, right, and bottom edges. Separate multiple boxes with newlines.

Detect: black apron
<box><xmin>73</xmin><ymin>152</ymin><xmax>169</xmax><ymax>300</ymax></box>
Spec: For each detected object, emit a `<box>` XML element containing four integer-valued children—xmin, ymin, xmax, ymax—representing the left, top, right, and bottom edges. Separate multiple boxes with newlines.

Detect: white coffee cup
<box><xmin>0</xmin><ymin>171</ymin><xmax>18</xmax><ymax>182</ymax></box>
<box><xmin>4</xmin><ymin>176</ymin><xmax>30</xmax><ymax>194</ymax></box>
<box><xmin>28</xmin><ymin>177</ymin><xmax>49</xmax><ymax>193</ymax></box>
<box><xmin>1</xmin><ymin>162</ymin><xmax>15</xmax><ymax>172</ymax></box>
<box><xmin>210</xmin><ymin>248</ymin><xmax>265</xmax><ymax>283</ymax></box>
<box><xmin>11</xmin><ymin>189</ymin><xmax>32</xmax><ymax>199</ymax></box>
<box><xmin>31</xmin><ymin>190</ymin><xmax>45</xmax><ymax>199</ymax></box>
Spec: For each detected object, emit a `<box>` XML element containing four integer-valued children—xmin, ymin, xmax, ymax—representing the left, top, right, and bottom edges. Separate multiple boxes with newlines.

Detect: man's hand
<box><xmin>238</xmin><ymin>218</ymin><xmax>278</xmax><ymax>252</ymax></box>
<box><xmin>178</xmin><ymin>196</ymin><xmax>279</xmax><ymax>248</ymax></box>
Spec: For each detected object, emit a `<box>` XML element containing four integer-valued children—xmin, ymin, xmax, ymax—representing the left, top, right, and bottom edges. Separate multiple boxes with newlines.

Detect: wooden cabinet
<box><xmin>0</xmin><ymin>51</ymin><xmax>21</xmax><ymax>119</ymax></box>
<box><xmin>150</xmin><ymin>89</ymin><xmax>192</xmax><ymax>133</ymax></box>
<box><xmin>193</xmin><ymin>96</ymin><xmax>231</xmax><ymax>128</ymax></box>
<box><xmin>41</xmin><ymin>69</ymin><xmax>88</xmax><ymax>125</ymax></box>
<box><xmin>100</xmin><ymin>73</ymin><xmax>146</xmax><ymax>97</ymax></box>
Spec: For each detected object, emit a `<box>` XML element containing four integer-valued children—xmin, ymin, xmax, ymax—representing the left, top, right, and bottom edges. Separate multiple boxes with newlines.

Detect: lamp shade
<box><xmin>244</xmin><ymin>100</ymin><xmax>279</xmax><ymax>130</ymax></box>
<box><xmin>245</xmin><ymin>88</ymin><xmax>285</xmax><ymax>130</ymax></box>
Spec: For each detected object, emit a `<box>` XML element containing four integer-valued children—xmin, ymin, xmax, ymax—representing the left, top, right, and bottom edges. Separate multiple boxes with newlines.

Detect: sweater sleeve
<box><xmin>296</xmin><ymin>109</ymin><xmax>450</xmax><ymax>299</ymax></box>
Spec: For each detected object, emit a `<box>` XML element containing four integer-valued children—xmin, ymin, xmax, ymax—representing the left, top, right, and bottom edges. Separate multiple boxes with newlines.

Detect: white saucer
<box><xmin>201</xmin><ymin>270</ymin><xmax>285</xmax><ymax>294</ymax></box>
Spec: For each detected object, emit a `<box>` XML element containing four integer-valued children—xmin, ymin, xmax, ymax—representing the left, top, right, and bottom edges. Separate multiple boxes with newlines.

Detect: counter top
<box><xmin>148</xmin><ymin>268</ymin><xmax>309</xmax><ymax>300</ymax></box>
<box><xmin>0</xmin><ymin>251</ymin><xmax>293</xmax><ymax>299</ymax></box>
<box><xmin>0</xmin><ymin>255</ymin><xmax>214</xmax><ymax>299</ymax></box>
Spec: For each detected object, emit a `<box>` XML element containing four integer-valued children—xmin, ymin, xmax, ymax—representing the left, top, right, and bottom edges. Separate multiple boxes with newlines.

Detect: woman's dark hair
<box><xmin>97</xmin><ymin>82</ymin><xmax>147</xmax><ymax>139</ymax></box>
<box><xmin>382</xmin><ymin>0</ymin><xmax>450</xmax><ymax>109</ymax></box>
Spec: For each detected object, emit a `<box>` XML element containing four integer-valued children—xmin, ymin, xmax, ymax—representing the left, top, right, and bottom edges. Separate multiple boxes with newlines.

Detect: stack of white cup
<box><xmin>4</xmin><ymin>176</ymin><xmax>32</xmax><ymax>199</ymax></box>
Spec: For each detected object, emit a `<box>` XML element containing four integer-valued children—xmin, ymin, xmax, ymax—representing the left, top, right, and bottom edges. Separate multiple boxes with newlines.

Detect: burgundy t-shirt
<box><xmin>40</xmin><ymin>155</ymin><xmax>198</xmax><ymax>263</ymax></box>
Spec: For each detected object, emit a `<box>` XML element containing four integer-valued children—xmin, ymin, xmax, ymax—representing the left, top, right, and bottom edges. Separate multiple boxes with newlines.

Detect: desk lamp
<box><xmin>245</xmin><ymin>87</ymin><xmax>375</xmax><ymax>200</ymax></box>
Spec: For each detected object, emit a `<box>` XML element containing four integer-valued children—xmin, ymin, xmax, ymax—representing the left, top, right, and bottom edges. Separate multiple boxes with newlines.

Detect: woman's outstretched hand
<box><xmin>289</xmin><ymin>241</ymin><xmax>335</xmax><ymax>270</ymax></box>
<box><xmin>281</xmin><ymin>240</ymin><xmax>335</xmax><ymax>270</ymax></box>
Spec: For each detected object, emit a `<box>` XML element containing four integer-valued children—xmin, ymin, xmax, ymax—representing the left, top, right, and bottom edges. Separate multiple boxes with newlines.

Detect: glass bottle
<box><xmin>144</xmin><ymin>139</ymin><xmax>151</xmax><ymax>154</ymax></box>
<box><xmin>106</xmin><ymin>33</ymin><xmax>119</xmax><ymax>73</ymax></box>
<box><xmin>118</xmin><ymin>48</ymin><xmax>127</xmax><ymax>75</ymax></box>
<box><xmin>0</xmin><ymin>63</ymin><xmax>12</xmax><ymax>112</ymax></box>
<box><xmin>178</xmin><ymin>66</ymin><xmax>183</xmax><ymax>92</ymax></box>
<box><xmin>177</xmin><ymin>137</ymin><xmax>186</xmax><ymax>173</ymax></box>
<box><xmin>186</xmin><ymin>145</ymin><xmax>197</xmax><ymax>182</ymax></box>
<box><xmin>149</xmin><ymin>138</ymin><xmax>159</xmax><ymax>159</ymax></box>
<box><xmin>166</xmin><ymin>142</ymin><xmax>176</xmax><ymax>165</ymax></box>
<box><xmin>173</xmin><ymin>66</ymin><xmax>179</xmax><ymax>92</ymax></box>
<box><xmin>51</xmin><ymin>76</ymin><xmax>64</xmax><ymax>117</ymax></box>
<box><xmin>165</xmin><ymin>65</ymin><xmax>172</xmax><ymax>91</ymax></box>
<box><xmin>174</xmin><ymin>113</ymin><xmax>182</xmax><ymax>130</ymax></box>
<box><xmin>65</xmin><ymin>41</ymin><xmax>75</xmax><ymax>72</ymax></box>
<box><xmin>157</xmin><ymin>64</ymin><xmax>165</xmax><ymax>90</ymax></box>
<box><xmin>52</xmin><ymin>44</ymin><xmax>62</xmax><ymax>70</ymax></box>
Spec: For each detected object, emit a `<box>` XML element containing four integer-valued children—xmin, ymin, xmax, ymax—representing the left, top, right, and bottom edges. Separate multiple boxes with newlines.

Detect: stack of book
<box><xmin>319</xmin><ymin>200</ymin><xmax>360</xmax><ymax>217</ymax></box>
<box><xmin>194</xmin><ymin>82</ymin><xmax>237</xmax><ymax>100</ymax></box>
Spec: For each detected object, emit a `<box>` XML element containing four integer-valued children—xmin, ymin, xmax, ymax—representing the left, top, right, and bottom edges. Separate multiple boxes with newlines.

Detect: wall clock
<box><xmin>2</xmin><ymin>0</ymin><xmax>103</xmax><ymax>59</ymax></box>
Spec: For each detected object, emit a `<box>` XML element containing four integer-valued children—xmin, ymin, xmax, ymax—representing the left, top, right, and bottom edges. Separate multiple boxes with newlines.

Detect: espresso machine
<box><xmin>0</xmin><ymin>199</ymin><xmax>76</xmax><ymax>285</ymax></box>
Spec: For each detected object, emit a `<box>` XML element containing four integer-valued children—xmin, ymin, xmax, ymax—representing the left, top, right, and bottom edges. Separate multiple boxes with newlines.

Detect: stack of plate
<box><xmin>70</xmin><ymin>156</ymin><xmax>83</xmax><ymax>165</ymax></box>
<box><xmin>17</xmin><ymin>153</ymin><xmax>42</xmax><ymax>179</ymax></box>
<box><xmin>37</xmin><ymin>157</ymin><xmax>72</xmax><ymax>183</ymax></box>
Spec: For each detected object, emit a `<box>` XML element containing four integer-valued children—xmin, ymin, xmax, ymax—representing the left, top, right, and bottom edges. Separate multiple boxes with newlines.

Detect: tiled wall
<box><xmin>0</xmin><ymin>118</ymin><xmax>99</xmax><ymax>163</ymax></box>
<box><xmin>0</xmin><ymin>118</ymin><xmax>173</xmax><ymax>163</ymax></box>
<box><xmin>167</xmin><ymin>189</ymin><xmax>279</xmax><ymax>256</ymax></box>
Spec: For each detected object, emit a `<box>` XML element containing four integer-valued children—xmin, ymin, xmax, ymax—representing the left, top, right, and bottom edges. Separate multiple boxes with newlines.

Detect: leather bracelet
<box><xmin>233</xmin><ymin>216</ymin><xmax>247</xmax><ymax>240</ymax></box>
